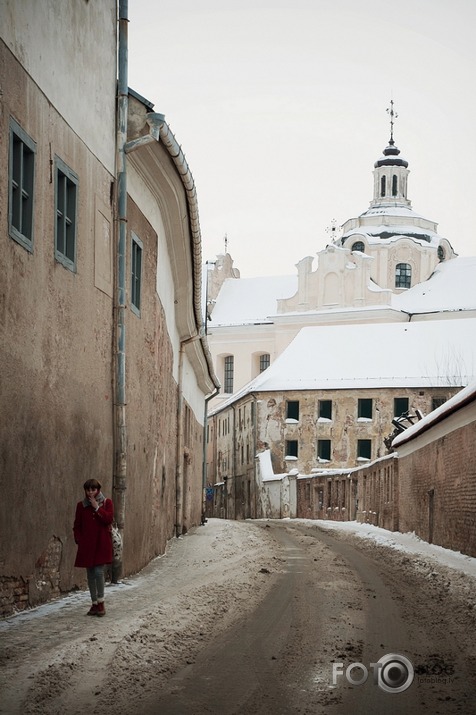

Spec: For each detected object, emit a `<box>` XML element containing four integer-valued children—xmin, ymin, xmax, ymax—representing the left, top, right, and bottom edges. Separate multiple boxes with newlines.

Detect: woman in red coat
<box><xmin>73</xmin><ymin>479</ymin><xmax>114</xmax><ymax>616</ymax></box>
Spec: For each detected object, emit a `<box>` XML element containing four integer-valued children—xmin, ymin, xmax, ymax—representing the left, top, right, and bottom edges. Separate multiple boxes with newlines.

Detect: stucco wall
<box><xmin>253</xmin><ymin>387</ymin><xmax>459</xmax><ymax>474</ymax></box>
<box><xmin>0</xmin><ymin>40</ymin><xmax>115</xmax><ymax>608</ymax></box>
<box><xmin>0</xmin><ymin>0</ymin><xmax>117</xmax><ymax>172</ymax></box>
<box><xmin>0</xmin><ymin>33</ymin><xmax>210</xmax><ymax>615</ymax></box>
<box><xmin>122</xmin><ymin>200</ymin><xmax>179</xmax><ymax>569</ymax></box>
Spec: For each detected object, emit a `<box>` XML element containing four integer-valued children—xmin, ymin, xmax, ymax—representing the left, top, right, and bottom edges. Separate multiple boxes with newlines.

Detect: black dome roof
<box><xmin>374</xmin><ymin>140</ymin><xmax>408</xmax><ymax>168</ymax></box>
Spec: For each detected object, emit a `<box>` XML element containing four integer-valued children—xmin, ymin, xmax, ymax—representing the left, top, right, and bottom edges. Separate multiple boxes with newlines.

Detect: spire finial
<box><xmin>224</xmin><ymin>232</ymin><xmax>228</xmax><ymax>254</ymax></box>
<box><xmin>325</xmin><ymin>219</ymin><xmax>341</xmax><ymax>243</ymax></box>
<box><xmin>386</xmin><ymin>99</ymin><xmax>398</xmax><ymax>145</ymax></box>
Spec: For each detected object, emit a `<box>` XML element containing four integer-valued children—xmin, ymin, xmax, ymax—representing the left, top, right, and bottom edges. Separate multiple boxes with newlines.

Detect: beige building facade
<box><xmin>0</xmin><ymin>1</ymin><xmax>218</xmax><ymax>616</ymax></box>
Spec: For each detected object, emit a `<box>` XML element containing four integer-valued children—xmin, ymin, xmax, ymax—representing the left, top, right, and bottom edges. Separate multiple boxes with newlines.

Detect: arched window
<box><xmin>223</xmin><ymin>355</ymin><xmax>234</xmax><ymax>393</ymax></box>
<box><xmin>352</xmin><ymin>241</ymin><xmax>365</xmax><ymax>253</ymax></box>
<box><xmin>259</xmin><ymin>353</ymin><xmax>270</xmax><ymax>373</ymax></box>
<box><xmin>437</xmin><ymin>245</ymin><xmax>445</xmax><ymax>261</ymax></box>
<box><xmin>395</xmin><ymin>263</ymin><xmax>411</xmax><ymax>289</ymax></box>
<box><xmin>392</xmin><ymin>174</ymin><xmax>398</xmax><ymax>196</ymax></box>
<box><xmin>380</xmin><ymin>176</ymin><xmax>386</xmax><ymax>197</ymax></box>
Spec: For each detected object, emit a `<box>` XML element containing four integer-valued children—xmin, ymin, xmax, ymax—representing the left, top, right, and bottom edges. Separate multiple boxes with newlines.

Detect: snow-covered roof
<box><xmin>392</xmin><ymin>256</ymin><xmax>476</xmax><ymax>314</ymax></box>
<box><xmin>392</xmin><ymin>380</ymin><xmax>476</xmax><ymax>448</ymax></box>
<box><xmin>210</xmin><ymin>318</ymin><xmax>476</xmax><ymax>413</ymax></box>
<box><xmin>360</xmin><ymin>206</ymin><xmax>424</xmax><ymax>219</ymax></box>
<box><xmin>209</xmin><ymin>255</ymin><xmax>475</xmax><ymax>328</ymax></box>
<box><xmin>209</xmin><ymin>274</ymin><xmax>297</xmax><ymax>326</ymax></box>
<box><xmin>341</xmin><ymin>204</ymin><xmax>441</xmax><ymax>245</ymax></box>
<box><xmin>346</xmin><ymin>225</ymin><xmax>439</xmax><ymax>242</ymax></box>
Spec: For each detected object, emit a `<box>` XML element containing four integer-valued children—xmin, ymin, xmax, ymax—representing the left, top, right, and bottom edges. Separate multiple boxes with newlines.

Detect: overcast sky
<box><xmin>128</xmin><ymin>0</ymin><xmax>476</xmax><ymax>278</ymax></box>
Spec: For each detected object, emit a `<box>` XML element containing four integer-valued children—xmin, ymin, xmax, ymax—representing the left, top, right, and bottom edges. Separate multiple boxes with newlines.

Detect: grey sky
<box><xmin>128</xmin><ymin>0</ymin><xmax>476</xmax><ymax>277</ymax></box>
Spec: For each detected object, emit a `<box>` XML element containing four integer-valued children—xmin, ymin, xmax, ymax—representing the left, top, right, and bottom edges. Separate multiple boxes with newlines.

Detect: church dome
<box><xmin>374</xmin><ymin>140</ymin><xmax>409</xmax><ymax>168</ymax></box>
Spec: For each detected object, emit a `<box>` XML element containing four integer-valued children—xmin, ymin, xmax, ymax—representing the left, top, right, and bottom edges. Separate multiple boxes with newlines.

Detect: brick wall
<box><xmin>398</xmin><ymin>421</ymin><xmax>476</xmax><ymax>556</ymax></box>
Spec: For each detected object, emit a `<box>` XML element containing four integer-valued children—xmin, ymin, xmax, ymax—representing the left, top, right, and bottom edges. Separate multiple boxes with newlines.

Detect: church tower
<box><xmin>338</xmin><ymin>102</ymin><xmax>455</xmax><ymax>285</ymax></box>
<box><xmin>370</xmin><ymin>100</ymin><xmax>411</xmax><ymax>209</ymax></box>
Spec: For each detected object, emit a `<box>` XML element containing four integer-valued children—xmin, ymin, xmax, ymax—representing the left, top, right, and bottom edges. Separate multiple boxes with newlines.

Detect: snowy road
<box><xmin>1</xmin><ymin>518</ymin><xmax>475</xmax><ymax>714</ymax></box>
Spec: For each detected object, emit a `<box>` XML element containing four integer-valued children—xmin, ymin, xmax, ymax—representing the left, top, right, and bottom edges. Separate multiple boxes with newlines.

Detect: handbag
<box><xmin>110</xmin><ymin>523</ymin><xmax>122</xmax><ymax>564</ymax></box>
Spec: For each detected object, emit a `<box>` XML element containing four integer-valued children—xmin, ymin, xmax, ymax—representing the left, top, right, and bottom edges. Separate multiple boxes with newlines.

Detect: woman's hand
<box><xmin>89</xmin><ymin>495</ymin><xmax>99</xmax><ymax>510</ymax></box>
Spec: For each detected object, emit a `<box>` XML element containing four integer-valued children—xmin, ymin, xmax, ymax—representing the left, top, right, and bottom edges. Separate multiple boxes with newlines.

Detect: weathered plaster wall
<box><xmin>122</xmin><ymin>200</ymin><xmax>179</xmax><ymax>569</ymax></box>
<box><xmin>0</xmin><ymin>41</ymin><xmax>115</xmax><ymax>609</ymax></box>
<box><xmin>253</xmin><ymin>387</ymin><xmax>459</xmax><ymax>475</ymax></box>
<box><xmin>0</xmin><ymin>0</ymin><xmax>117</xmax><ymax>172</ymax></box>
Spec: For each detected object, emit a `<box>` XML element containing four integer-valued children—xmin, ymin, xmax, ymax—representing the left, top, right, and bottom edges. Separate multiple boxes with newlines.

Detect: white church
<box><xmin>203</xmin><ymin>107</ymin><xmax>476</xmax><ymax>492</ymax></box>
<box><xmin>206</xmin><ymin>107</ymin><xmax>475</xmax><ymax>408</ymax></box>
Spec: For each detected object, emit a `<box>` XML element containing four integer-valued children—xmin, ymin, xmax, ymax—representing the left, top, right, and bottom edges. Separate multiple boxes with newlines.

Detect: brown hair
<box><xmin>83</xmin><ymin>478</ymin><xmax>101</xmax><ymax>491</ymax></box>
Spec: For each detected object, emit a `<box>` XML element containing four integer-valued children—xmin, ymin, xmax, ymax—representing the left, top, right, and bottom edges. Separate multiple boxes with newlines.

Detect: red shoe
<box><xmin>96</xmin><ymin>601</ymin><xmax>106</xmax><ymax>617</ymax></box>
<box><xmin>87</xmin><ymin>603</ymin><xmax>99</xmax><ymax>616</ymax></box>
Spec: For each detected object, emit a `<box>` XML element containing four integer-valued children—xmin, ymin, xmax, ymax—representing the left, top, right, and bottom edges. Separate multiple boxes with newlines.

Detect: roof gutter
<box><xmin>158</xmin><ymin>120</ymin><xmax>220</xmax><ymax>392</ymax></box>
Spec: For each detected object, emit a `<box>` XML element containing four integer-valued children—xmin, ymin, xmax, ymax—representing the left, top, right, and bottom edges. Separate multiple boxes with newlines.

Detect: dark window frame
<box><xmin>55</xmin><ymin>156</ymin><xmax>78</xmax><ymax>272</ymax></box>
<box><xmin>9</xmin><ymin>118</ymin><xmax>36</xmax><ymax>252</ymax></box>
<box><xmin>358</xmin><ymin>398</ymin><xmax>373</xmax><ymax>419</ymax></box>
<box><xmin>432</xmin><ymin>397</ymin><xmax>447</xmax><ymax>411</ymax></box>
<box><xmin>286</xmin><ymin>400</ymin><xmax>300</xmax><ymax>420</ymax></box>
<box><xmin>131</xmin><ymin>232</ymin><xmax>143</xmax><ymax>316</ymax></box>
<box><xmin>392</xmin><ymin>174</ymin><xmax>398</xmax><ymax>196</ymax></box>
<box><xmin>394</xmin><ymin>397</ymin><xmax>409</xmax><ymax>417</ymax></box>
<box><xmin>395</xmin><ymin>262</ymin><xmax>412</xmax><ymax>289</ymax></box>
<box><xmin>318</xmin><ymin>399</ymin><xmax>332</xmax><ymax>420</ymax></box>
<box><xmin>224</xmin><ymin>355</ymin><xmax>234</xmax><ymax>394</ymax></box>
<box><xmin>259</xmin><ymin>353</ymin><xmax>270</xmax><ymax>372</ymax></box>
<box><xmin>285</xmin><ymin>440</ymin><xmax>298</xmax><ymax>458</ymax></box>
<box><xmin>357</xmin><ymin>439</ymin><xmax>372</xmax><ymax>460</ymax></box>
<box><xmin>318</xmin><ymin>439</ymin><xmax>331</xmax><ymax>461</ymax></box>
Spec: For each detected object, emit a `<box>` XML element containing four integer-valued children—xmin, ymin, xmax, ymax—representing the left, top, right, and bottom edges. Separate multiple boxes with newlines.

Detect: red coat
<box><xmin>73</xmin><ymin>498</ymin><xmax>114</xmax><ymax>568</ymax></box>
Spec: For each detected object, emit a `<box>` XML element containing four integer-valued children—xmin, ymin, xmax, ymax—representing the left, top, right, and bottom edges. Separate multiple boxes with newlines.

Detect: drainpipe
<box><xmin>252</xmin><ymin>395</ymin><xmax>258</xmax><ymax>518</ymax></box>
<box><xmin>201</xmin><ymin>388</ymin><xmax>219</xmax><ymax>524</ymax></box>
<box><xmin>201</xmin><ymin>261</ymin><xmax>220</xmax><ymax>523</ymax></box>
<box><xmin>112</xmin><ymin>0</ymin><xmax>129</xmax><ymax>581</ymax></box>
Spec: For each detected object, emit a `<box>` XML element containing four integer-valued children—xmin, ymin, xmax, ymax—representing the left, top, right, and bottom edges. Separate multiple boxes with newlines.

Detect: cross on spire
<box><xmin>386</xmin><ymin>99</ymin><xmax>398</xmax><ymax>145</ymax></box>
<box><xmin>325</xmin><ymin>219</ymin><xmax>341</xmax><ymax>242</ymax></box>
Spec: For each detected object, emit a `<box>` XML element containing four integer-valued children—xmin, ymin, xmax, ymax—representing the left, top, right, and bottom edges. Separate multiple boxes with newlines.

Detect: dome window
<box><xmin>395</xmin><ymin>263</ymin><xmax>411</xmax><ymax>289</ymax></box>
<box><xmin>380</xmin><ymin>176</ymin><xmax>386</xmax><ymax>197</ymax></box>
<box><xmin>352</xmin><ymin>241</ymin><xmax>365</xmax><ymax>253</ymax></box>
<box><xmin>437</xmin><ymin>245</ymin><xmax>446</xmax><ymax>261</ymax></box>
<box><xmin>392</xmin><ymin>174</ymin><xmax>398</xmax><ymax>197</ymax></box>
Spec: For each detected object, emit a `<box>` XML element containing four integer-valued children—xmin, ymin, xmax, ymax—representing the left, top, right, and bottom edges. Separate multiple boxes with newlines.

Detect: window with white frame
<box><xmin>9</xmin><ymin>118</ymin><xmax>36</xmax><ymax>251</ymax></box>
